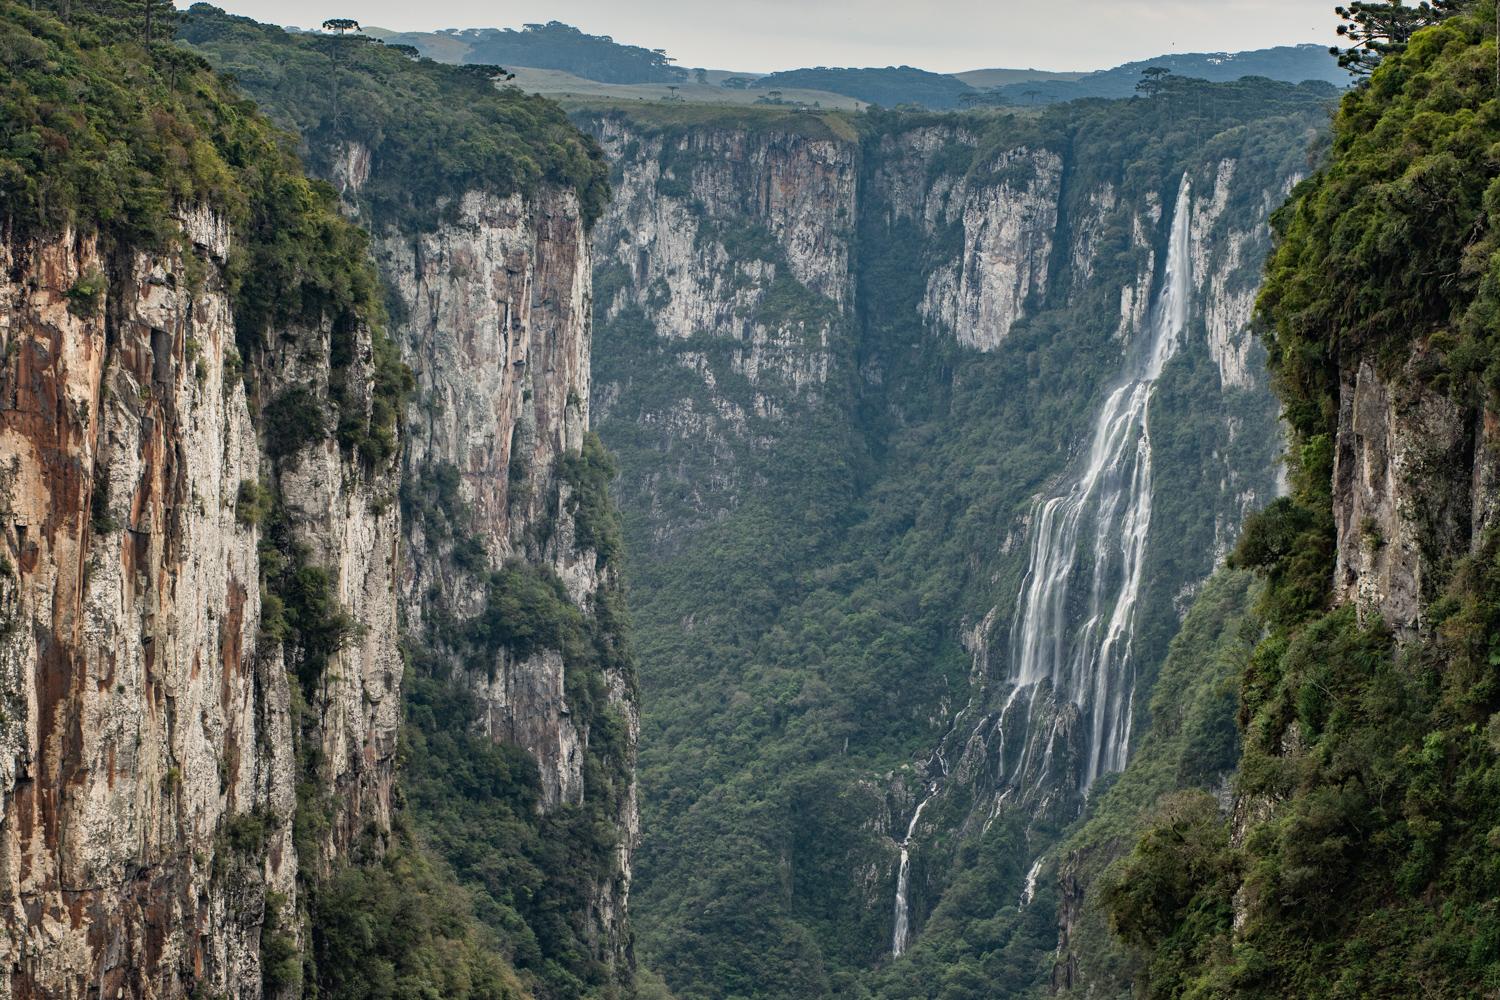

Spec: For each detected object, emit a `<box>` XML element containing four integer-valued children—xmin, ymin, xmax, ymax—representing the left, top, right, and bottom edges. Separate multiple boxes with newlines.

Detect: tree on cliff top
<box><xmin>1330</xmin><ymin>0</ymin><xmax>1467</xmax><ymax>74</ymax></box>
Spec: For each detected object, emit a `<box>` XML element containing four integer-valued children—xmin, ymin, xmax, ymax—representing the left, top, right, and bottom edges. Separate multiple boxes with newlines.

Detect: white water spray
<box><xmin>1020</xmin><ymin>857</ymin><xmax>1046</xmax><ymax>908</ymax></box>
<box><xmin>1006</xmin><ymin>177</ymin><xmax>1193</xmax><ymax>792</ymax></box>
<box><xmin>888</xmin><ymin>178</ymin><xmax>1193</xmax><ymax>960</ymax></box>
<box><xmin>891</xmin><ymin>786</ymin><xmax>936</xmax><ymax>957</ymax></box>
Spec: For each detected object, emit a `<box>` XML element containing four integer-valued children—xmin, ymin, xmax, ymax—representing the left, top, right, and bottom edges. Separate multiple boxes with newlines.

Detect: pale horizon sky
<box><xmin>189</xmin><ymin>0</ymin><xmax>1341</xmax><ymax>75</ymax></box>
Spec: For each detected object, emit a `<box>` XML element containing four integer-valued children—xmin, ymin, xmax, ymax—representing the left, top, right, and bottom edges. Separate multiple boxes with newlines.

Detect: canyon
<box><xmin>7</xmin><ymin>2</ymin><xmax>1498</xmax><ymax>998</ymax></box>
<box><xmin>582</xmin><ymin>91</ymin><xmax>1322</xmax><ymax>996</ymax></box>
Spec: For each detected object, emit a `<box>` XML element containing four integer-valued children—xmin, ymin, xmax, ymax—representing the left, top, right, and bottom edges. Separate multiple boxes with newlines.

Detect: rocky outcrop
<box><xmin>913</xmin><ymin>148</ymin><xmax>1062</xmax><ymax>351</ymax></box>
<box><xmin>0</xmin><ymin>224</ymin><xmax>243</xmax><ymax>994</ymax></box>
<box><xmin>1333</xmin><ymin>351</ymin><xmax>1486</xmax><ymax>635</ymax></box>
<box><xmin>252</xmin><ymin>317</ymin><xmax>404</xmax><ymax>861</ymax></box>
<box><xmin>372</xmin><ymin>182</ymin><xmax>637</xmax><ymax>970</ymax></box>
<box><xmin>868</xmin><ymin>128</ymin><xmax>1064</xmax><ymax>351</ymax></box>
<box><xmin>586</xmin><ymin>116</ymin><xmax>858</xmax><ymax>525</ymax></box>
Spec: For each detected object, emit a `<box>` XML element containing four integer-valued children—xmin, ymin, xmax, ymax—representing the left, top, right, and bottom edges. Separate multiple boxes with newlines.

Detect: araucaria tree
<box><xmin>1330</xmin><ymin>1</ymin><xmax>1467</xmax><ymax>74</ymax></box>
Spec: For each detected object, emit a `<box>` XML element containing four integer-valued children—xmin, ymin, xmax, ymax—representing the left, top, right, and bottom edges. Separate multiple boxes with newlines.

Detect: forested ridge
<box><xmin>179</xmin><ymin>4</ymin><xmax>610</xmax><ymax>233</ymax></box>
<box><xmin>1103</xmin><ymin>4</ymin><xmax>1500</xmax><ymax>996</ymax></box>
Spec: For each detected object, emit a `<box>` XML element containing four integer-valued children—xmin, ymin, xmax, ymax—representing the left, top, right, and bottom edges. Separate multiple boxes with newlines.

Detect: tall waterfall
<box><xmin>891</xmin><ymin>785</ymin><xmax>936</xmax><ymax>957</ymax></box>
<box><xmin>1006</xmin><ymin>176</ymin><xmax>1193</xmax><ymax>793</ymax></box>
<box><xmin>888</xmin><ymin>178</ymin><xmax>1193</xmax><ymax>961</ymax></box>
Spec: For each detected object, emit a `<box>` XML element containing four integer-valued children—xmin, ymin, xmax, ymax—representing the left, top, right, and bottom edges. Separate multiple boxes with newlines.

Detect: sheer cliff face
<box><xmin>363</xmin><ymin>175</ymin><xmax>637</xmax><ymax>968</ymax></box>
<box><xmin>384</xmin><ymin>187</ymin><xmax>594</xmax><ymax>611</ymax></box>
<box><xmin>0</xmin><ymin>211</ymin><xmax>399</xmax><ymax>996</ymax></box>
<box><xmin>1333</xmin><ymin>351</ymin><xmax>1500</xmax><ymax>636</ymax></box>
<box><xmin>587</xmin><ymin>117</ymin><xmax>858</xmax><ymax>537</ymax></box>
<box><xmin>0</xmin><ymin>179</ymin><xmax>630</xmax><ymax>993</ymax></box>
<box><xmin>869</xmin><ymin>128</ymin><xmax>1063</xmax><ymax>352</ymax></box>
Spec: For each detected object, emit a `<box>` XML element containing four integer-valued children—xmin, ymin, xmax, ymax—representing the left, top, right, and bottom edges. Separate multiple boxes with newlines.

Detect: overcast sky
<box><xmin>194</xmin><ymin>0</ymin><xmax>1339</xmax><ymax>74</ymax></box>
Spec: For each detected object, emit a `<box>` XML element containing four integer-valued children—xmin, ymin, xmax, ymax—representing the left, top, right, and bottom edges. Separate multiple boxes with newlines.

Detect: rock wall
<box><xmin>0</xmin><ymin>207</ymin><xmax>400</xmax><ymax>996</ymax></box>
<box><xmin>1332</xmin><ymin>351</ymin><xmax>1489</xmax><ymax>636</ymax></box>
<box><xmin>369</xmin><ymin>181</ymin><xmax>637</xmax><ymax>973</ymax></box>
<box><xmin>586</xmin><ymin>116</ymin><xmax>859</xmax><ymax>538</ymax></box>
<box><xmin>905</xmin><ymin>143</ymin><xmax>1062</xmax><ymax>352</ymax></box>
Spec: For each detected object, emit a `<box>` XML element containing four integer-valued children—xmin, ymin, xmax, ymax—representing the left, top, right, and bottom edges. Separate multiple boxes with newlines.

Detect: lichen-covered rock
<box><xmin>0</xmin><ymin>221</ymin><xmax>297</xmax><ymax>997</ymax></box>
<box><xmin>1333</xmin><ymin>352</ymin><xmax>1478</xmax><ymax>635</ymax></box>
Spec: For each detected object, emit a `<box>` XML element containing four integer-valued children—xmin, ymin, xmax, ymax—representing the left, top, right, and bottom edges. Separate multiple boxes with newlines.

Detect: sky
<box><xmin>195</xmin><ymin>0</ymin><xmax>1341</xmax><ymax>74</ymax></box>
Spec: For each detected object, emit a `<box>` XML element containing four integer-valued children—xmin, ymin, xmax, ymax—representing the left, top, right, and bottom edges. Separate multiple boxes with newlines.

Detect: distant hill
<box><xmin>378</xmin><ymin>21</ymin><xmax>688</xmax><ymax>84</ymax></box>
<box><xmin>952</xmin><ymin>67</ymin><xmax>1088</xmax><ymax>88</ymax></box>
<box><xmin>985</xmin><ymin>44</ymin><xmax>1346</xmax><ymax>104</ymax></box>
<box><xmin>750</xmin><ymin>66</ymin><xmax>977</xmax><ymax>109</ymax></box>
<box><xmin>358</xmin><ymin>24</ymin><xmax>1345</xmax><ymax>112</ymax></box>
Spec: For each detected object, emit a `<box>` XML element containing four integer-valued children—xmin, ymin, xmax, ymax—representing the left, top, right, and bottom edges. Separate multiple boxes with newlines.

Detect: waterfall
<box><xmin>891</xmin><ymin>785</ymin><xmax>936</xmax><ymax>957</ymax></box>
<box><xmin>1020</xmin><ymin>857</ymin><xmax>1046</xmax><ymax>908</ymax></box>
<box><xmin>889</xmin><ymin>178</ymin><xmax>1193</xmax><ymax>961</ymax></box>
<box><xmin>1006</xmin><ymin>176</ymin><xmax>1193</xmax><ymax>793</ymax></box>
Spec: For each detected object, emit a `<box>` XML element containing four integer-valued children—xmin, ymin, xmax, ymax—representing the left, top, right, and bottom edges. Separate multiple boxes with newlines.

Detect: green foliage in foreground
<box><xmin>179</xmin><ymin>4</ymin><xmax>610</xmax><ymax>232</ymax></box>
<box><xmin>1112</xmin><ymin>7</ymin><xmax>1500</xmax><ymax>996</ymax></box>
<box><xmin>310</xmin><ymin>820</ymin><xmax>528</xmax><ymax>1000</ymax></box>
<box><xmin>400</xmin><ymin>670</ymin><xmax>630</xmax><ymax>1000</ymax></box>
<box><xmin>0</xmin><ymin>0</ymin><xmax>239</xmax><ymax>247</ymax></box>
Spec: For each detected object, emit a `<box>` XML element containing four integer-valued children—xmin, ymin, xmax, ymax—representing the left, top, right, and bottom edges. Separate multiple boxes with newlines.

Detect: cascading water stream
<box><xmin>1006</xmin><ymin>176</ymin><xmax>1193</xmax><ymax>793</ymax></box>
<box><xmin>891</xmin><ymin>786</ymin><xmax>936</xmax><ymax>957</ymax></box>
<box><xmin>888</xmin><ymin>177</ymin><xmax>1192</xmax><ymax>961</ymax></box>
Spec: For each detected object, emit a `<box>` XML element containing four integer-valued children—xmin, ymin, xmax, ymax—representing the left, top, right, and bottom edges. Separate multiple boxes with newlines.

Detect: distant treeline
<box><xmin>385</xmin><ymin>20</ymin><xmax>688</xmax><ymax>84</ymax></box>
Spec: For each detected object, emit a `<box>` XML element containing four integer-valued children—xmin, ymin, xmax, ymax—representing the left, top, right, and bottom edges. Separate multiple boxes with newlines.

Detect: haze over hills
<box><xmin>984</xmin><ymin>43</ymin><xmax>1348</xmax><ymax>104</ymax></box>
<box><xmin>360</xmin><ymin>19</ymin><xmax>1344</xmax><ymax>109</ymax></box>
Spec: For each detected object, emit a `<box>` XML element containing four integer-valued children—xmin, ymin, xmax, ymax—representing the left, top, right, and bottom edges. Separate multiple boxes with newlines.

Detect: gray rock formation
<box><xmin>366</xmin><ymin>178</ymin><xmax>638</xmax><ymax>972</ymax></box>
<box><xmin>0</xmin><ymin>206</ymin><xmax>398</xmax><ymax>996</ymax></box>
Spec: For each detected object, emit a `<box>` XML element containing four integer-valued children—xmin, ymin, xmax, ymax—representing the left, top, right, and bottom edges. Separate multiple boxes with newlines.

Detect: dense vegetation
<box><xmin>1058</xmin><ymin>570</ymin><xmax>1263</xmax><ymax>995</ymax></box>
<box><xmin>589</xmin><ymin>77</ymin><xmax>1329</xmax><ymax>1000</ymax></box>
<box><xmin>179</xmin><ymin>5</ymin><xmax>610</xmax><ymax>232</ymax></box>
<box><xmin>0</xmin><ymin>0</ymin><xmax>413</xmax><ymax>466</ymax></box>
<box><xmin>1107</xmin><ymin>5</ymin><xmax>1500</xmax><ymax>996</ymax></box>
<box><xmin>398</xmin><ymin>438</ymin><xmax>638</xmax><ymax>1000</ymax></box>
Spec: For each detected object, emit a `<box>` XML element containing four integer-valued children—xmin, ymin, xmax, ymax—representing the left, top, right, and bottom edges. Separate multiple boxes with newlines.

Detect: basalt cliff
<box><xmin>0</xmin><ymin>4</ymin><xmax>635</xmax><ymax>998</ymax></box>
